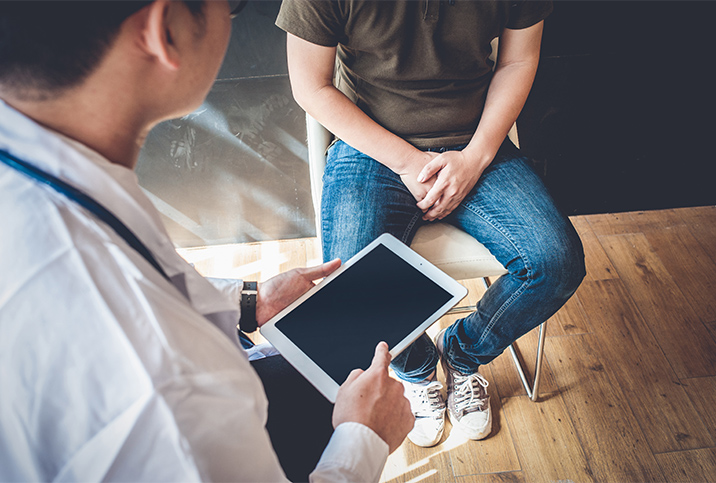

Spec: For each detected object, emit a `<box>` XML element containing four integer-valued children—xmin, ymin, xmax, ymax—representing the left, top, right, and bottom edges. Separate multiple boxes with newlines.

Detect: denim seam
<box><xmin>455</xmin><ymin>200</ymin><xmax>535</xmax><ymax>350</ymax></box>
<box><xmin>402</xmin><ymin>211</ymin><xmax>422</xmax><ymax>245</ymax></box>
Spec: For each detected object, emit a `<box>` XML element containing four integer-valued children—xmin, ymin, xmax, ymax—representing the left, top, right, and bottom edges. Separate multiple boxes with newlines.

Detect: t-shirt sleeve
<box><xmin>505</xmin><ymin>0</ymin><xmax>553</xmax><ymax>30</ymax></box>
<box><xmin>275</xmin><ymin>0</ymin><xmax>346</xmax><ymax>47</ymax></box>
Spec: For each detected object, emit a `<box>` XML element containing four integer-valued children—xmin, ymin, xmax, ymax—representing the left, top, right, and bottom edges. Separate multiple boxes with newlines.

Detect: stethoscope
<box><xmin>1</xmin><ymin>148</ymin><xmax>256</xmax><ymax>348</ymax></box>
<box><xmin>0</xmin><ymin>148</ymin><xmax>169</xmax><ymax>281</ymax></box>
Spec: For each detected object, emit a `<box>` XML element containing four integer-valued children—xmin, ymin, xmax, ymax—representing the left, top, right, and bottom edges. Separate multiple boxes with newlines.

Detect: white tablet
<box><xmin>260</xmin><ymin>233</ymin><xmax>468</xmax><ymax>402</ymax></box>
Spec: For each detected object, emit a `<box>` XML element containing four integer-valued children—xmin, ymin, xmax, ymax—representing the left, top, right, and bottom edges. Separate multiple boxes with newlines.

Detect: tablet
<box><xmin>260</xmin><ymin>233</ymin><xmax>468</xmax><ymax>402</ymax></box>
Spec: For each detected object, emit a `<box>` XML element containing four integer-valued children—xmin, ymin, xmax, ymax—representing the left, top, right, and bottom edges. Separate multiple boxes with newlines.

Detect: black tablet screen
<box><xmin>274</xmin><ymin>244</ymin><xmax>454</xmax><ymax>385</ymax></box>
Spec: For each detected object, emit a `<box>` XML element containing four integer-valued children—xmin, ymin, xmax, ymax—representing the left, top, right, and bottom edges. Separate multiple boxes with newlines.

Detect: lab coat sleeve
<box><xmin>310</xmin><ymin>423</ymin><xmax>389</xmax><ymax>483</ymax></box>
<box><xmin>205</xmin><ymin>277</ymin><xmax>243</xmax><ymax>309</ymax></box>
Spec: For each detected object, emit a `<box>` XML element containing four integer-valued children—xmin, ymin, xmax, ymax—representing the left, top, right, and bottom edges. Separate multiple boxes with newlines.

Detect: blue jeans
<box><xmin>321</xmin><ymin>139</ymin><xmax>586</xmax><ymax>382</ymax></box>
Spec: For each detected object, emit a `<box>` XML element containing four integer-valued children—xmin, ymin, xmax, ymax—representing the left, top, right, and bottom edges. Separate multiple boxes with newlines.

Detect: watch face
<box><xmin>243</xmin><ymin>281</ymin><xmax>258</xmax><ymax>291</ymax></box>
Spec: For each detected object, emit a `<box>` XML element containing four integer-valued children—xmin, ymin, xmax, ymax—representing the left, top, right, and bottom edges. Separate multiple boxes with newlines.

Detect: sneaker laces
<box><xmin>452</xmin><ymin>372</ymin><xmax>489</xmax><ymax>416</ymax></box>
<box><xmin>408</xmin><ymin>381</ymin><xmax>445</xmax><ymax>419</ymax></box>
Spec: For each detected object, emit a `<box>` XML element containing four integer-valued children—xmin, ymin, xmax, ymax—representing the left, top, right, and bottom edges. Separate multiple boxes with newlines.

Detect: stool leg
<box><xmin>509</xmin><ymin>321</ymin><xmax>546</xmax><ymax>402</ymax></box>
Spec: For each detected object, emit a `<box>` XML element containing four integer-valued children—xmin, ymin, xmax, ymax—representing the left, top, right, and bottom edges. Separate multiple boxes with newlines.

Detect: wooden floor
<box><xmin>179</xmin><ymin>206</ymin><xmax>716</xmax><ymax>483</ymax></box>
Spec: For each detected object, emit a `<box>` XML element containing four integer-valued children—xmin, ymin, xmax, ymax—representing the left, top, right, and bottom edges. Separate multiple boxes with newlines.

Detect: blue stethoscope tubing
<box><xmin>0</xmin><ymin>149</ymin><xmax>170</xmax><ymax>282</ymax></box>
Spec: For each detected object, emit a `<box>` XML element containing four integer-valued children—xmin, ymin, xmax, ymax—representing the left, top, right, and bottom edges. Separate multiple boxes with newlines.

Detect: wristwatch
<box><xmin>239</xmin><ymin>281</ymin><xmax>258</xmax><ymax>333</ymax></box>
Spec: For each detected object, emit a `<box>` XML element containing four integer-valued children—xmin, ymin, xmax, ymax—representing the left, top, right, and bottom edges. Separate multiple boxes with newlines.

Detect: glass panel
<box><xmin>136</xmin><ymin>1</ymin><xmax>314</xmax><ymax>248</ymax></box>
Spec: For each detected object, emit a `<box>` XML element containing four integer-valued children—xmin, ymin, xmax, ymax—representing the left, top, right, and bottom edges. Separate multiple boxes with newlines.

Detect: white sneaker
<box><xmin>436</xmin><ymin>328</ymin><xmax>492</xmax><ymax>440</ymax></box>
<box><xmin>401</xmin><ymin>379</ymin><xmax>446</xmax><ymax>447</ymax></box>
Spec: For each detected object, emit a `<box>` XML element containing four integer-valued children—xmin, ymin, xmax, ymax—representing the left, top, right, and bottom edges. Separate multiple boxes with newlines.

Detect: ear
<box><xmin>142</xmin><ymin>0</ymin><xmax>180</xmax><ymax>70</ymax></box>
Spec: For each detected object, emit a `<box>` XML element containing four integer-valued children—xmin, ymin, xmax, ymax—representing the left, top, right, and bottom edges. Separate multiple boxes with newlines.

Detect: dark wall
<box><xmin>518</xmin><ymin>1</ymin><xmax>716</xmax><ymax>216</ymax></box>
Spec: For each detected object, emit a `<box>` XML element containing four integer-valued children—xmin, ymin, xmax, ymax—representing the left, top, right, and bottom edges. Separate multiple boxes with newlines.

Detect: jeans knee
<box><xmin>528</xmin><ymin>235</ymin><xmax>585</xmax><ymax>301</ymax></box>
<box><xmin>558</xmin><ymin>248</ymin><xmax>586</xmax><ymax>300</ymax></box>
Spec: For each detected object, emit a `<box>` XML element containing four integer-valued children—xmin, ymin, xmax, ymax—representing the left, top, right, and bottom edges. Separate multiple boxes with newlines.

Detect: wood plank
<box><xmin>545</xmin><ymin>291</ymin><xmax>591</xmax><ymax>337</ymax></box>
<box><xmin>487</xmin><ymin>326</ymin><xmax>559</xmax><ymax>400</ymax></box>
<box><xmin>684</xmin><ymin>205</ymin><xmax>716</xmax><ymax>219</ymax></box>
<box><xmin>501</xmin><ymin>395</ymin><xmax>596</xmax><ymax>483</ymax></box>
<box><xmin>444</xmin><ymin>364</ymin><xmax>522</xmax><ymax>477</ymax></box>
<box><xmin>655</xmin><ymin>448</ymin><xmax>716</xmax><ymax>483</ymax></box>
<box><xmin>570</xmin><ymin>216</ymin><xmax>618</xmax><ymax>282</ymax></box>
<box><xmin>576</xmin><ymin>279</ymin><xmax>714</xmax><ymax>452</ymax></box>
<box><xmin>683</xmin><ymin>205</ymin><xmax>716</xmax><ymax>269</ymax></box>
<box><xmin>599</xmin><ymin>233</ymin><xmax>716</xmax><ymax>378</ymax></box>
<box><xmin>682</xmin><ymin>376</ymin><xmax>716</xmax><ymax>441</ymax></box>
<box><xmin>708</xmin><ymin>321</ymin><xmax>716</xmax><ymax>343</ymax></box>
<box><xmin>638</xmin><ymin>219</ymin><xmax>716</xmax><ymax>324</ymax></box>
<box><xmin>457</xmin><ymin>471</ymin><xmax>525</xmax><ymax>483</ymax></box>
<box><xmin>630</xmin><ymin>208</ymin><xmax>691</xmax><ymax>229</ymax></box>
<box><xmin>380</xmin><ymin>442</ymin><xmax>454</xmax><ymax>483</ymax></box>
<box><xmin>584</xmin><ymin>212</ymin><xmax>640</xmax><ymax>237</ymax></box>
<box><xmin>547</xmin><ymin>334</ymin><xmax>665</xmax><ymax>482</ymax></box>
<box><xmin>679</xmin><ymin>205</ymin><xmax>716</xmax><ymax>229</ymax></box>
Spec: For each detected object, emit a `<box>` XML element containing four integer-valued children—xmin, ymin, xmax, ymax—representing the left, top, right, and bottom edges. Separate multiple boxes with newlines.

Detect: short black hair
<box><xmin>0</xmin><ymin>1</ymin><xmax>204</xmax><ymax>99</ymax></box>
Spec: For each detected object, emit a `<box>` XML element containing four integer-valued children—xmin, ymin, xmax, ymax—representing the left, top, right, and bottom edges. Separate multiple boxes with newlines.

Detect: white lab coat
<box><xmin>0</xmin><ymin>100</ymin><xmax>387</xmax><ymax>482</ymax></box>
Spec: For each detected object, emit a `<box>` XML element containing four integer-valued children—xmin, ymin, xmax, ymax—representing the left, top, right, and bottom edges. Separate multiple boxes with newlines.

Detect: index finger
<box><xmin>367</xmin><ymin>341</ymin><xmax>392</xmax><ymax>372</ymax></box>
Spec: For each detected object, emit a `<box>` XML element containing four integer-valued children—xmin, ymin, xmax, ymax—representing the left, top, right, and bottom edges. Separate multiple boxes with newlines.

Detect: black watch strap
<box><xmin>239</xmin><ymin>281</ymin><xmax>258</xmax><ymax>333</ymax></box>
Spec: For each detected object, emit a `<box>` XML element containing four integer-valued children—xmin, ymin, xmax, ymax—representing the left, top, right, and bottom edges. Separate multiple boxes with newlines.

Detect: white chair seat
<box><xmin>410</xmin><ymin>223</ymin><xmax>507</xmax><ymax>281</ymax></box>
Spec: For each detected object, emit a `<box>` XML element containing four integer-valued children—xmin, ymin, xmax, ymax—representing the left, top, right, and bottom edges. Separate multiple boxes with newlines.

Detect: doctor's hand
<box><xmin>333</xmin><ymin>342</ymin><xmax>414</xmax><ymax>454</ymax></box>
<box><xmin>255</xmin><ymin>258</ymin><xmax>342</xmax><ymax>326</ymax></box>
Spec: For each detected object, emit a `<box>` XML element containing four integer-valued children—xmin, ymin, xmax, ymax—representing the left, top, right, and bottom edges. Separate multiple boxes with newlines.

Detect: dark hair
<box><xmin>0</xmin><ymin>1</ymin><xmax>204</xmax><ymax>99</ymax></box>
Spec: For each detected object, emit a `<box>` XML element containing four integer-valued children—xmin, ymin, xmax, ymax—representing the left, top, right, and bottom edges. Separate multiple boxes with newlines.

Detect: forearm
<box><xmin>286</xmin><ymin>33</ymin><xmax>421</xmax><ymax>174</ymax></box>
<box><xmin>296</xmin><ymin>83</ymin><xmax>421</xmax><ymax>173</ymax></box>
<box><xmin>464</xmin><ymin>22</ymin><xmax>544</xmax><ymax>168</ymax></box>
<box><xmin>464</xmin><ymin>60</ymin><xmax>538</xmax><ymax>166</ymax></box>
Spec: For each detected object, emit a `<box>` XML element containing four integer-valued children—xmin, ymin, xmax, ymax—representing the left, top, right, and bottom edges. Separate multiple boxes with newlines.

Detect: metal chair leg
<box><xmin>446</xmin><ymin>276</ymin><xmax>545</xmax><ymax>402</ymax></box>
<box><xmin>509</xmin><ymin>321</ymin><xmax>546</xmax><ymax>402</ymax></box>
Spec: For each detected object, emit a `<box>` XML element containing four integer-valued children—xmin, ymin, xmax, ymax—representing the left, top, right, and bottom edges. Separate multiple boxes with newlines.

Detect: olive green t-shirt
<box><xmin>276</xmin><ymin>0</ymin><xmax>552</xmax><ymax>148</ymax></box>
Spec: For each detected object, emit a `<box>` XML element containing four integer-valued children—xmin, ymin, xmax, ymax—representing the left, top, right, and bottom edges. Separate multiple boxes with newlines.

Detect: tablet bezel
<box><xmin>259</xmin><ymin>233</ymin><xmax>468</xmax><ymax>402</ymax></box>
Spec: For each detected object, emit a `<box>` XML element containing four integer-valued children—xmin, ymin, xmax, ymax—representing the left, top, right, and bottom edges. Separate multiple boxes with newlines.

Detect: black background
<box><xmin>517</xmin><ymin>1</ymin><xmax>716</xmax><ymax>216</ymax></box>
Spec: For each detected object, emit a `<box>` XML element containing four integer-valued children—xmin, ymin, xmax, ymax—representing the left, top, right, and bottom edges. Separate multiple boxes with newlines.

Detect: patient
<box><xmin>277</xmin><ymin>0</ymin><xmax>586</xmax><ymax>447</ymax></box>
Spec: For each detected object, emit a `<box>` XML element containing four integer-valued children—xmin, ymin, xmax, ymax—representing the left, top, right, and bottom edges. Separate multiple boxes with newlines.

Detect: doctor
<box><xmin>0</xmin><ymin>1</ymin><xmax>412</xmax><ymax>481</ymax></box>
